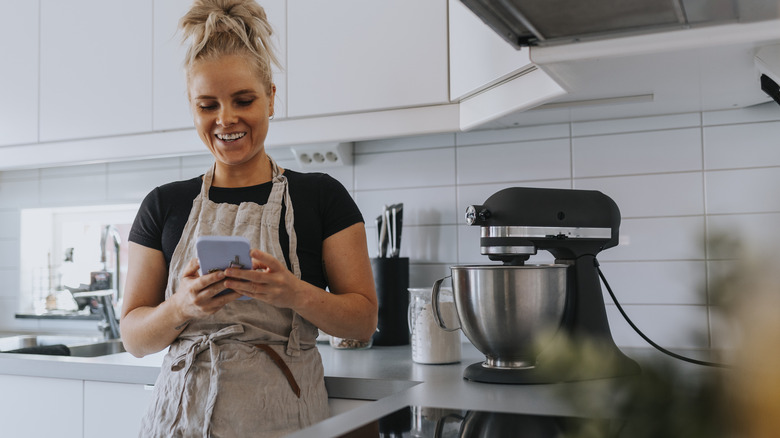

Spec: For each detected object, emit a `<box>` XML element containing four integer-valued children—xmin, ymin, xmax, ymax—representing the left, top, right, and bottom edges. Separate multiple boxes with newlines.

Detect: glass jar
<box><xmin>408</xmin><ymin>287</ymin><xmax>461</xmax><ymax>364</ymax></box>
<box><xmin>329</xmin><ymin>335</ymin><xmax>373</xmax><ymax>350</ymax></box>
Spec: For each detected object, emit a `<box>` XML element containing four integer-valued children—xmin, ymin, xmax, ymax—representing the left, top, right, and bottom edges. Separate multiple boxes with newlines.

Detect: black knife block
<box><xmin>371</xmin><ymin>257</ymin><xmax>409</xmax><ymax>346</ymax></box>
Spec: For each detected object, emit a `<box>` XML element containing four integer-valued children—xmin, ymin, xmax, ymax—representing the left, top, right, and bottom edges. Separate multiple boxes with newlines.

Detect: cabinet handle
<box><xmin>144</xmin><ymin>384</ymin><xmax>155</xmax><ymax>391</ymax></box>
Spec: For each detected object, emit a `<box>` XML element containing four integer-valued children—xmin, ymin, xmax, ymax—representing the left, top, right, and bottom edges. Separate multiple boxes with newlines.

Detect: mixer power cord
<box><xmin>595</xmin><ymin>261</ymin><xmax>730</xmax><ymax>368</ymax></box>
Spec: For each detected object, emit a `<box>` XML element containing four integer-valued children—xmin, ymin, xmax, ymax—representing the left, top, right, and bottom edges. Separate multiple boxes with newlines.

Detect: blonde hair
<box><xmin>179</xmin><ymin>0</ymin><xmax>280</xmax><ymax>93</ymax></box>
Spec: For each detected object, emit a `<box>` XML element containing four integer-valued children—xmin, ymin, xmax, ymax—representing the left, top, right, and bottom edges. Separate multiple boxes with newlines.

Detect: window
<box><xmin>19</xmin><ymin>204</ymin><xmax>138</xmax><ymax>313</ymax></box>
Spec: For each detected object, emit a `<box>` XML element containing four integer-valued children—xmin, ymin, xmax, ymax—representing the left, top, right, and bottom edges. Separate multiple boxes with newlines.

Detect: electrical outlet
<box><xmin>290</xmin><ymin>142</ymin><xmax>353</xmax><ymax>169</ymax></box>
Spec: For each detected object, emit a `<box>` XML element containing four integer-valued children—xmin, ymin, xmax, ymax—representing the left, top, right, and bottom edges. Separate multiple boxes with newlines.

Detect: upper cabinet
<box><xmin>448</xmin><ymin>0</ymin><xmax>532</xmax><ymax>101</ymax></box>
<box><xmin>0</xmin><ymin>2</ymin><xmax>39</xmax><ymax>147</ymax></box>
<box><xmin>152</xmin><ymin>0</ymin><xmax>192</xmax><ymax>131</ymax></box>
<box><xmin>286</xmin><ymin>0</ymin><xmax>449</xmax><ymax>118</ymax></box>
<box><xmin>39</xmin><ymin>0</ymin><xmax>153</xmax><ymax>142</ymax></box>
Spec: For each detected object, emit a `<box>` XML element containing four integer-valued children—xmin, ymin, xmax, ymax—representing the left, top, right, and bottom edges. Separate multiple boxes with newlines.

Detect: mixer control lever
<box><xmin>465</xmin><ymin>205</ymin><xmax>491</xmax><ymax>225</ymax></box>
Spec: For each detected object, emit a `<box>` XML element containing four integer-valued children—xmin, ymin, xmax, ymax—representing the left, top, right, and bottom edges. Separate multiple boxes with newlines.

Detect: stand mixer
<box><xmin>436</xmin><ymin>187</ymin><xmax>640</xmax><ymax>384</ymax></box>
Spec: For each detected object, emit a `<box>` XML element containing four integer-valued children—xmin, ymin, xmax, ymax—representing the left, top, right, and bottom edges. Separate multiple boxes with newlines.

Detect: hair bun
<box><xmin>180</xmin><ymin>0</ymin><xmax>280</xmax><ymax>89</ymax></box>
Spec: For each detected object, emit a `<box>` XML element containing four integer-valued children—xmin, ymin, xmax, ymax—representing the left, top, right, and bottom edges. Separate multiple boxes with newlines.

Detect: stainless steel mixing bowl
<box><xmin>433</xmin><ymin>264</ymin><xmax>568</xmax><ymax>369</ymax></box>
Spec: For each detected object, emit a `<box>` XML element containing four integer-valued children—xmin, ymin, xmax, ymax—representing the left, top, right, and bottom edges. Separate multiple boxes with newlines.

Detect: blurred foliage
<box><xmin>540</xmin><ymin>233</ymin><xmax>780</xmax><ymax>438</ymax></box>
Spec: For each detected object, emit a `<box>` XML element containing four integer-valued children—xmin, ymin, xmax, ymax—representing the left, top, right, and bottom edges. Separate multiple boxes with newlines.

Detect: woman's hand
<box><xmin>223</xmin><ymin>249</ymin><xmax>304</xmax><ymax>309</ymax></box>
<box><xmin>171</xmin><ymin>258</ymin><xmax>241</xmax><ymax>320</ymax></box>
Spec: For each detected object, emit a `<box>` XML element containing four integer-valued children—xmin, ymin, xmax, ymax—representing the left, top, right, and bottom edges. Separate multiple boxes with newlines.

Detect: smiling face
<box><xmin>188</xmin><ymin>54</ymin><xmax>275</xmax><ymax>183</ymax></box>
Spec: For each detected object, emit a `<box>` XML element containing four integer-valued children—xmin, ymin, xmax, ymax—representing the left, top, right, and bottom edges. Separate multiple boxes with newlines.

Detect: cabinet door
<box><xmin>0</xmin><ymin>374</ymin><xmax>83</xmax><ymax>438</ymax></box>
<box><xmin>39</xmin><ymin>0</ymin><xmax>153</xmax><ymax>142</ymax></box>
<box><xmin>448</xmin><ymin>0</ymin><xmax>533</xmax><ymax>101</ymax></box>
<box><xmin>0</xmin><ymin>1</ymin><xmax>38</xmax><ymax>147</ymax></box>
<box><xmin>287</xmin><ymin>0</ymin><xmax>449</xmax><ymax>118</ymax></box>
<box><xmin>152</xmin><ymin>0</ymin><xmax>193</xmax><ymax>131</ymax></box>
<box><xmin>83</xmin><ymin>381</ymin><xmax>154</xmax><ymax>438</ymax></box>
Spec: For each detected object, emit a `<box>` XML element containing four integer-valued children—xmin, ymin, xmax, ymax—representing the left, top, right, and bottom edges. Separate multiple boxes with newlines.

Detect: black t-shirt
<box><xmin>129</xmin><ymin>169</ymin><xmax>364</xmax><ymax>290</ymax></box>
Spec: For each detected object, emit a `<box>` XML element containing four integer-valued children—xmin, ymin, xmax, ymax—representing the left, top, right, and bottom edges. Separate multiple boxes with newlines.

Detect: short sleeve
<box><xmin>129</xmin><ymin>187</ymin><xmax>165</xmax><ymax>251</ymax></box>
<box><xmin>319</xmin><ymin>174</ymin><xmax>364</xmax><ymax>239</ymax></box>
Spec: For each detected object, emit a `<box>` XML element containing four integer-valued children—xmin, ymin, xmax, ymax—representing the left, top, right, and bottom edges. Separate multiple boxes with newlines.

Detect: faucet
<box><xmin>72</xmin><ymin>290</ymin><xmax>121</xmax><ymax>339</ymax></box>
<box><xmin>100</xmin><ymin>225</ymin><xmax>122</xmax><ymax>300</ymax></box>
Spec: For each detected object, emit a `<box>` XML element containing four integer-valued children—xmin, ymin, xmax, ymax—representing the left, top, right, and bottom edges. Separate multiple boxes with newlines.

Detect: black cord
<box><xmin>596</xmin><ymin>262</ymin><xmax>729</xmax><ymax>368</ymax></box>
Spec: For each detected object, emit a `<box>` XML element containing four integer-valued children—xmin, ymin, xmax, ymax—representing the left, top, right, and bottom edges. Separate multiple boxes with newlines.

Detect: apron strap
<box><xmin>254</xmin><ymin>344</ymin><xmax>301</xmax><ymax>398</ymax></box>
<box><xmin>268</xmin><ymin>157</ymin><xmax>307</xmax><ymax>357</ymax></box>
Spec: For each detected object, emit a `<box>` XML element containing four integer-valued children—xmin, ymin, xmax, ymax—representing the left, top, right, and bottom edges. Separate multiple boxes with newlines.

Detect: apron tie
<box><xmin>169</xmin><ymin>324</ymin><xmax>244</xmax><ymax>437</ymax></box>
<box><xmin>254</xmin><ymin>344</ymin><xmax>301</xmax><ymax>398</ymax></box>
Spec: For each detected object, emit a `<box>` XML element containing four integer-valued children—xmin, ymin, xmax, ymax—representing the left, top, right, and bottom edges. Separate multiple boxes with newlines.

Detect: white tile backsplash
<box><xmin>0</xmin><ymin>178</ymin><xmax>40</xmax><ymax>208</ymax></box>
<box><xmin>354</xmin><ymin>147</ymin><xmax>455</xmax><ymax>190</ymax></box>
<box><xmin>368</xmin><ymin>224</ymin><xmax>458</xmax><ymax>264</ymax></box>
<box><xmin>456</xmin><ymin>138</ymin><xmax>570</xmax><ymax>185</ymax></box>
<box><xmin>707</xmin><ymin>212</ymin><xmax>780</xmax><ymax>257</ymax></box>
<box><xmin>3</xmin><ymin>102</ymin><xmax>780</xmax><ymax>348</ymax></box>
<box><xmin>706</xmin><ymin>167</ymin><xmax>780</xmax><ymax>214</ymax></box>
<box><xmin>606</xmin><ymin>216</ymin><xmax>706</xmax><ymax>261</ymax></box>
<box><xmin>704</xmin><ymin>121</ymin><xmax>780</xmax><ymax>170</ymax></box>
<box><xmin>0</xmin><ymin>268</ymin><xmax>20</xmax><ymax>298</ymax></box>
<box><xmin>0</xmin><ymin>210</ymin><xmax>20</xmax><ymax>239</ymax></box>
<box><xmin>606</xmin><ymin>304</ymin><xmax>710</xmax><ymax>349</ymax></box>
<box><xmin>107</xmin><ymin>167</ymin><xmax>179</xmax><ymax>203</ymax></box>
<box><xmin>599</xmin><ymin>261</ymin><xmax>707</xmax><ymax>305</ymax></box>
<box><xmin>0</xmin><ymin>240</ymin><xmax>19</xmax><ymax>268</ymax></box>
<box><xmin>356</xmin><ymin>186</ymin><xmax>457</xmax><ymax>227</ymax></box>
<box><xmin>574</xmin><ymin>172</ymin><xmax>704</xmax><ymax>218</ymax></box>
<box><xmin>40</xmin><ymin>174</ymin><xmax>108</xmax><ymax>205</ymax></box>
<box><xmin>573</xmin><ymin>128</ymin><xmax>702</xmax><ymax>177</ymax></box>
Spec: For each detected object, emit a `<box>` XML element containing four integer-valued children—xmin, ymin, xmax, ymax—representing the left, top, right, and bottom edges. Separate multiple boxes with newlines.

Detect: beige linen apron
<box><xmin>139</xmin><ymin>159</ymin><xmax>329</xmax><ymax>438</ymax></box>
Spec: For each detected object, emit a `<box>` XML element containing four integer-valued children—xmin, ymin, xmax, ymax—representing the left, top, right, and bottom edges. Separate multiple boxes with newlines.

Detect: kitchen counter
<box><xmin>0</xmin><ymin>340</ymin><xmax>716</xmax><ymax>437</ymax></box>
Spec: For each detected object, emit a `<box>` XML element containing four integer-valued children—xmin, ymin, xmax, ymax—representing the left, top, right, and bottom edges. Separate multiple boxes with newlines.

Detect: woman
<box><xmin>120</xmin><ymin>0</ymin><xmax>377</xmax><ymax>436</ymax></box>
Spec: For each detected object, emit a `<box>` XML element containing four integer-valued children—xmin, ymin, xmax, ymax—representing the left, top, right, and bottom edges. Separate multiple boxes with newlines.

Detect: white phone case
<box><xmin>195</xmin><ymin>236</ymin><xmax>252</xmax><ymax>300</ymax></box>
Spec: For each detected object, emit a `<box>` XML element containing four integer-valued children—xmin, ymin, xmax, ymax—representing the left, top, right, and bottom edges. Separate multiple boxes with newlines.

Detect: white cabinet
<box><xmin>0</xmin><ymin>1</ymin><xmax>39</xmax><ymax>147</ymax></box>
<box><xmin>83</xmin><ymin>381</ymin><xmax>154</xmax><ymax>438</ymax></box>
<box><xmin>286</xmin><ymin>0</ymin><xmax>449</xmax><ymax>118</ymax></box>
<box><xmin>262</xmin><ymin>0</ymin><xmax>288</xmax><ymax>120</ymax></box>
<box><xmin>39</xmin><ymin>0</ymin><xmax>153</xmax><ymax>142</ymax></box>
<box><xmin>0</xmin><ymin>375</ymin><xmax>83</xmax><ymax>438</ymax></box>
<box><xmin>152</xmin><ymin>0</ymin><xmax>193</xmax><ymax>131</ymax></box>
<box><xmin>448</xmin><ymin>0</ymin><xmax>533</xmax><ymax>100</ymax></box>
<box><xmin>447</xmin><ymin>0</ymin><xmax>565</xmax><ymax>130</ymax></box>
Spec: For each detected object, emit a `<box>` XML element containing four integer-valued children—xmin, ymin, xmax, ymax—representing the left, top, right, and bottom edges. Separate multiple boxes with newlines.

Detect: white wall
<box><xmin>1</xmin><ymin>102</ymin><xmax>779</xmax><ymax>349</ymax></box>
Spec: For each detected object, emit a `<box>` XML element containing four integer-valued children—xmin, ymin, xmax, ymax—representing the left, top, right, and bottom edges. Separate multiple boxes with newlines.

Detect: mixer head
<box><xmin>466</xmin><ymin>187</ymin><xmax>620</xmax><ymax>263</ymax></box>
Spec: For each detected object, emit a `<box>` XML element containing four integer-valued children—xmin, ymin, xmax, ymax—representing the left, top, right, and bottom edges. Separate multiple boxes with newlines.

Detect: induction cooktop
<box><xmin>336</xmin><ymin>405</ymin><xmax>620</xmax><ymax>437</ymax></box>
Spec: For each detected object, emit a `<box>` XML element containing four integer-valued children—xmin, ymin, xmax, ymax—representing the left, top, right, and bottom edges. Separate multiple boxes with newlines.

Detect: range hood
<box><xmin>460</xmin><ymin>0</ymin><xmax>780</xmax><ymax>48</ymax></box>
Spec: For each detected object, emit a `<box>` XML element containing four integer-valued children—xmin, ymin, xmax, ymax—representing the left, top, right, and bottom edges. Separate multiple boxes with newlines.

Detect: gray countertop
<box><xmin>0</xmin><ymin>339</ymin><xmax>715</xmax><ymax>437</ymax></box>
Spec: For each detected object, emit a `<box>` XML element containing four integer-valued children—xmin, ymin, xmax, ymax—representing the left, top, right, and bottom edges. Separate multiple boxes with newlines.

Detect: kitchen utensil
<box><xmin>391</xmin><ymin>203</ymin><xmax>403</xmax><ymax>257</ymax></box>
<box><xmin>409</xmin><ymin>287</ymin><xmax>460</xmax><ymax>364</ymax></box>
<box><xmin>433</xmin><ymin>265</ymin><xmax>565</xmax><ymax>368</ymax></box>
<box><xmin>385</xmin><ymin>207</ymin><xmax>393</xmax><ymax>258</ymax></box>
<box><xmin>377</xmin><ymin>212</ymin><xmax>388</xmax><ymax>258</ymax></box>
<box><xmin>443</xmin><ymin>187</ymin><xmax>639</xmax><ymax>384</ymax></box>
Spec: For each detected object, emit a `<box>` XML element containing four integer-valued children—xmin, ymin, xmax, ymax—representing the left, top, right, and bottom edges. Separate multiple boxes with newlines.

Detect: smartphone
<box><xmin>195</xmin><ymin>235</ymin><xmax>252</xmax><ymax>300</ymax></box>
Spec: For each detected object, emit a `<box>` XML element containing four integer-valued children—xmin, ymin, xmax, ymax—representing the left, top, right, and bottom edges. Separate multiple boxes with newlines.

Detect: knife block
<box><xmin>371</xmin><ymin>257</ymin><xmax>409</xmax><ymax>346</ymax></box>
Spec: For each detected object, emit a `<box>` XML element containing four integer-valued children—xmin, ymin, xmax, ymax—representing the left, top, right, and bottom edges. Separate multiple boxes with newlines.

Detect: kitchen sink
<box><xmin>0</xmin><ymin>335</ymin><xmax>126</xmax><ymax>357</ymax></box>
<box><xmin>68</xmin><ymin>340</ymin><xmax>126</xmax><ymax>357</ymax></box>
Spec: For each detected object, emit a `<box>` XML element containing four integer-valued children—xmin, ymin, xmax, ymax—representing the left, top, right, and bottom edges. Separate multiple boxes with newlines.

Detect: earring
<box><xmin>269</xmin><ymin>114</ymin><xmax>275</xmax><ymax>121</ymax></box>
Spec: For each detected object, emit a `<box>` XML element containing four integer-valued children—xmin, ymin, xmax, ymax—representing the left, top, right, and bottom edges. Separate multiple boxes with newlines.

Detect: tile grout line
<box><xmin>699</xmin><ymin>110</ymin><xmax>713</xmax><ymax>349</ymax></box>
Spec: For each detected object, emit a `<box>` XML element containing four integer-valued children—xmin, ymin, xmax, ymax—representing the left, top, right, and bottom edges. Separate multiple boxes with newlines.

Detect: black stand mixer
<box><xmin>459</xmin><ymin>187</ymin><xmax>640</xmax><ymax>384</ymax></box>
